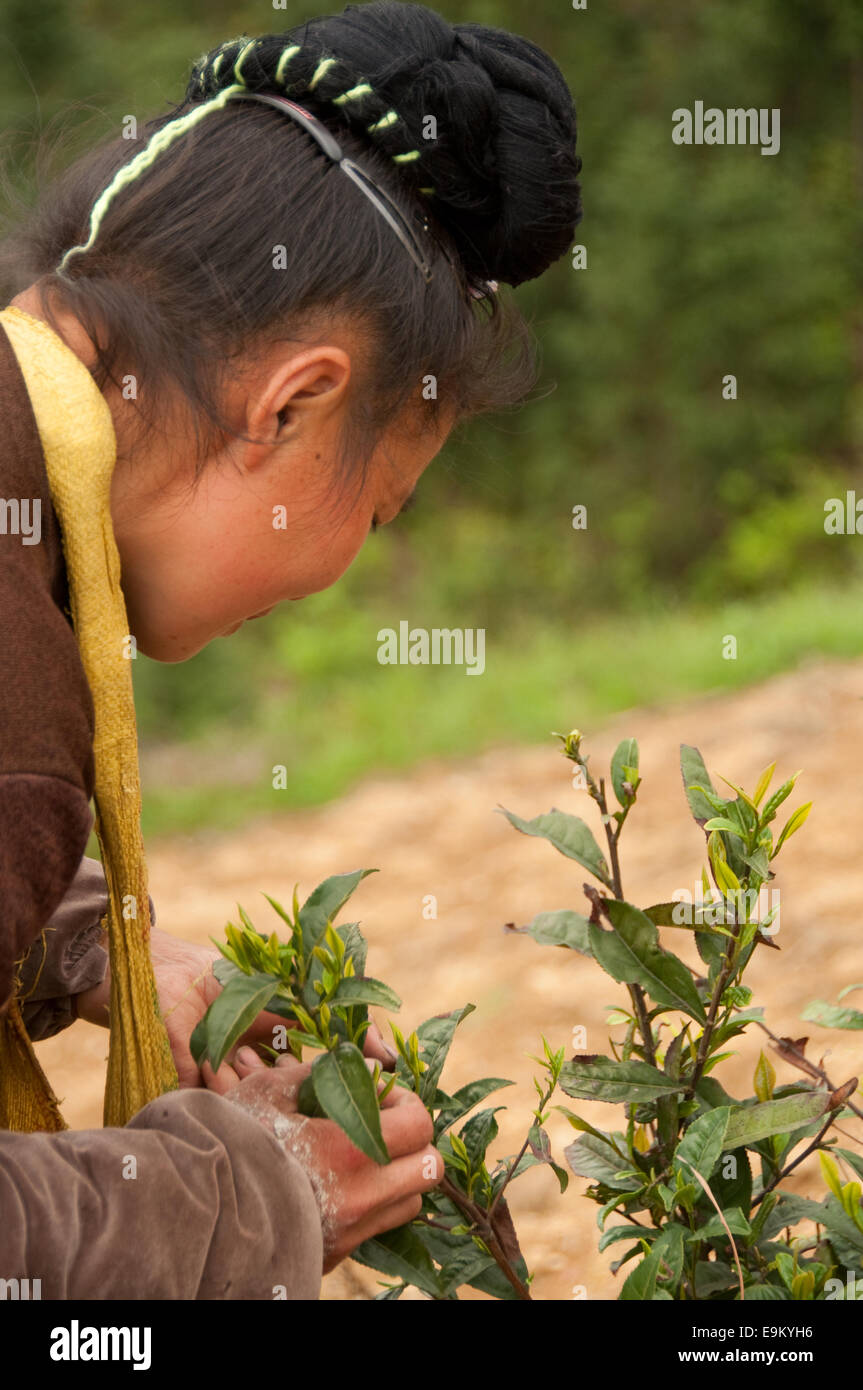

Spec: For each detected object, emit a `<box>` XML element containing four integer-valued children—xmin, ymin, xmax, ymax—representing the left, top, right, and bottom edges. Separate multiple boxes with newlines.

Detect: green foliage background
<box><xmin>1</xmin><ymin>0</ymin><xmax>861</xmax><ymax>829</ymax></box>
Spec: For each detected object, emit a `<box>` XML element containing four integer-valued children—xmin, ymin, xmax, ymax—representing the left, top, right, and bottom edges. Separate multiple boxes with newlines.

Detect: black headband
<box><xmin>230</xmin><ymin>90</ymin><xmax>436</xmax><ymax>283</ymax></box>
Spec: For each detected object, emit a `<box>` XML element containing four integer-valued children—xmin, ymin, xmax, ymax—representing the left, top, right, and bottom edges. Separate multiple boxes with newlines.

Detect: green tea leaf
<box><xmin>298</xmin><ymin>870</ymin><xmax>377</xmax><ymax>955</ymax></box>
<box><xmin>724</xmin><ymin>1091</ymin><xmax>830</xmax><ymax>1149</ymax></box>
<box><xmin>819</xmin><ymin>1197</ymin><xmax>863</xmax><ymax>1256</ymax></box>
<box><xmin>838</xmin><ymin>983</ymin><xmax>863</xmax><ymax>1002</ymax></box>
<box><xmin>329</xmin><ymin>977</ymin><xmax>402</xmax><ymax>1011</ymax></box>
<box><xmin>563</xmin><ymin>1131</ymin><xmax>643</xmax><ymax>1189</ymax></box>
<box><xmin>211</xmin><ymin>957</ymin><xmax>244</xmax><ymax>987</ymax></box>
<box><xmin>673</xmin><ymin>1107</ymin><xmax>730</xmax><ymax>1185</ymax></box>
<box><xmin>611</xmin><ymin>738</ymin><xmax>639</xmax><ymax>806</ymax></box>
<box><xmin>688</xmin><ymin>1207</ymin><xmax>751</xmax><ymax>1241</ymax></box>
<box><xmin>740</xmin><ymin>846</ymin><xmax>771</xmax><ymax>882</ymax></box>
<box><xmin>680</xmin><ymin>747</ymin><xmax>749</xmax><ymax>879</ymax></box>
<box><xmin>753</xmin><ymin>1050</ymin><xmax>776</xmax><ymax>1103</ymax></box>
<box><xmin>654</xmin><ymin>1223</ymin><xmax>687</xmax><ymax>1288</ymax></box>
<box><xmin>500</xmin><ymin>808</ymin><xmax>612</xmax><ymax>888</ymax></box>
<box><xmin>753</xmin><ymin>762</ymin><xmax>776</xmax><ymax>807</ymax></box>
<box><xmin>435</xmin><ymin>1078</ymin><xmax>515</xmax><ymax>1135</ymax></box>
<box><xmin>309</xmin><ymin>1042</ymin><xmax>390</xmax><ymax>1165</ymax></box>
<box><xmin>834</xmin><ymin>1147</ymin><xmax>863</xmax><ymax>1183</ymax></box>
<box><xmin>644</xmin><ymin>902</ymin><xmax>691</xmax><ymax>927</ymax></box>
<box><xmin>189</xmin><ymin>1016</ymin><xmax>208</xmax><ymax>1068</ymax></box>
<box><xmin>518</xmin><ymin>909</ymin><xmax>593</xmax><ymax>955</ymax></box>
<box><xmin>703</xmin><ymin>817</ymin><xmax>746</xmax><ymax>837</ymax></box>
<box><xmin>337</xmin><ymin>922</ymin><xmax>368</xmax><ymax>978</ymax></box>
<box><xmin>680</xmin><ymin>745</ymin><xmax>719</xmax><ymax>826</ymax></box>
<box><xmin>761</xmin><ymin>773</ymin><xmax>801</xmax><ymax>825</ymax></box>
<box><xmin>517</xmin><ymin>1123</ymin><xmax>570</xmax><ymax>1193</ymax></box>
<box><xmin>774</xmin><ymin>801</ymin><xmax>812</xmax><ymax>855</ymax></box>
<box><xmin>460</xmin><ymin>1107</ymin><xmax>503</xmax><ymax>1169</ymax></box>
<box><xmin>619</xmin><ymin>1240</ymin><xmax>663</xmax><ymax>1300</ymax></box>
<box><xmin>352</xmin><ymin>1225</ymin><xmax>442</xmax><ymax>1297</ymax></box>
<box><xmin>819</xmin><ymin>1150</ymin><xmax>844</xmax><ymax>1201</ymax></box>
<box><xmin>414</xmin><ymin>1004</ymin><xmax>476</xmax><ymax>1104</ymax></box>
<box><xmin>599</xmin><ymin>1224</ymin><xmax>659</xmax><ymax>1253</ymax></box>
<box><xmin>193</xmin><ymin>970</ymin><xmax>284</xmax><ymax>1072</ymax></box>
<box><xmin>711</xmin><ymin>1147</ymin><xmax>752</xmax><ymax>1215</ymax></box>
<box><xmin>561</xmin><ymin>1055</ymin><xmax>688</xmax><ymax>1105</ymax></box>
<box><xmin>801</xmin><ymin>999</ymin><xmax>863</xmax><ymax>1031</ymax></box>
<box><xmin>437</xmin><ymin>1246</ymin><xmax>497</xmax><ymax>1296</ymax></box>
<box><xmin>589</xmin><ymin>900</ymin><xmax>706</xmax><ymax>1022</ymax></box>
<box><xmin>695</xmin><ymin>1260</ymin><xmax>736</xmax><ymax>1296</ymax></box>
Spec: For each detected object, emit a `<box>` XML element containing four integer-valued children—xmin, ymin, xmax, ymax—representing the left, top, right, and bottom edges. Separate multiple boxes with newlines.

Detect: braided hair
<box><xmin>186</xmin><ymin>4</ymin><xmax>582</xmax><ymax>288</ymax></box>
<box><xmin>1</xmin><ymin>2</ymin><xmax>582</xmax><ymax>488</ymax></box>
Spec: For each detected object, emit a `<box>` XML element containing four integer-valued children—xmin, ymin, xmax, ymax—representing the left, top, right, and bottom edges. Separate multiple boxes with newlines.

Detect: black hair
<box><xmin>0</xmin><ymin>1</ymin><xmax>582</xmax><ymax>501</ymax></box>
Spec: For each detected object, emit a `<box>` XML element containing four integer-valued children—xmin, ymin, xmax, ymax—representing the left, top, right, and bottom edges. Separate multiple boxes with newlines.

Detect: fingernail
<box><xmin>236</xmin><ymin>1046</ymin><xmax>260</xmax><ymax>1067</ymax></box>
<box><xmin>384</xmin><ymin>1043</ymin><xmax>398</xmax><ymax>1063</ymax></box>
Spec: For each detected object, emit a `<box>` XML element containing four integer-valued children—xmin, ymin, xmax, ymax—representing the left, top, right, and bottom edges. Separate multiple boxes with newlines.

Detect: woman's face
<box><xmin>11</xmin><ymin>286</ymin><xmax>452</xmax><ymax>663</ymax></box>
<box><xmin>106</xmin><ymin>330</ymin><xmax>453</xmax><ymax>662</ymax></box>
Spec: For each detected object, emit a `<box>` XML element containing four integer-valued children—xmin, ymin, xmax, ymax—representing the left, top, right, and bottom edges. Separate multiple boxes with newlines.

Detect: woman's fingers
<box><xmin>234</xmin><ymin>1045</ymin><xmax>269</xmax><ymax>1075</ymax></box>
<box><xmin>200</xmin><ymin>1058</ymin><xmax>242</xmax><ymax>1093</ymax></box>
<box><xmin>379</xmin><ymin>1092</ymin><xmax>435</xmax><ymax>1160</ymax></box>
<box><xmin>324</xmin><ymin>1148</ymin><xmax>445</xmax><ymax>1267</ymax></box>
<box><xmin>325</xmin><ymin>1192</ymin><xmax>426</xmax><ymax>1270</ymax></box>
<box><xmin>364</xmin><ymin>1020</ymin><xmax>398</xmax><ymax>1070</ymax></box>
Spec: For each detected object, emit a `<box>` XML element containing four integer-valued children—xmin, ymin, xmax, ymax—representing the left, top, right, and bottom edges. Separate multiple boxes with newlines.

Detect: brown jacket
<box><xmin>0</xmin><ymin>320</ymin><xmax>322</xmax><ymax>1299</ymax></box>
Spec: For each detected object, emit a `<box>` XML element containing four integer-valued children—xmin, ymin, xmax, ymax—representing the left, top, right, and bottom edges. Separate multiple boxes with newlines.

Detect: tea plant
<box><xmin>503</xmin><ymin>732</ymin><xmax>863</xmax><ymax>1300</ymax></box>
<box><xmin>192</xmin><ymin>734</ymin><xmax>863</xmax><ymax>1300</ymax></box>
<box><xmin>191</xmin><ymin>870</ymin><xmax>567</xmax><ymax>1300</ymax></box>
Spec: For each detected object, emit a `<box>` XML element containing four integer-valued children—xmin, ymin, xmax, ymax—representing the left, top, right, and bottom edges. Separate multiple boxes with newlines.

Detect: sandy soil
<box><xmin>35</xmin><ymin>656</ymin><xmax>863</xmax><ymax>1300</ymax></box>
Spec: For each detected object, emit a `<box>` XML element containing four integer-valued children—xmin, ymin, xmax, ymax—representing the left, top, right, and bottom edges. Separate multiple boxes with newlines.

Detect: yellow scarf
<box><xmin>0</xmin><ymin>306</ymin><xmax>178</xmax><ymax>1130</ymax></box>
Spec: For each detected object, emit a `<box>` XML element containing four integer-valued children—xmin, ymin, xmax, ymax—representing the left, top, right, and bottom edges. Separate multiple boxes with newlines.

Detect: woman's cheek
<box><xmin>276</xmin><ymin>516</ymin><xmax>369</xmax><ymax>599</ymax></box>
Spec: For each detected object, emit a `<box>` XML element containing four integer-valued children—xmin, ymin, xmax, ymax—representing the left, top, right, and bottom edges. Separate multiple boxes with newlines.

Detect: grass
<box><xmin>135</xmin><ymin>576</ymin><xmax>863</xmax><ymax>838</ymax></box>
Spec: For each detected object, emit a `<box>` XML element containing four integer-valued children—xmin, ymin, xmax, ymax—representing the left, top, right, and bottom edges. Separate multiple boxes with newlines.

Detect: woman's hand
<box><xmin>218</xmin><ymin>1050</ymin><xmax>443</xmax><ymax>1272</ymax></box>
<box><xmin>74</xmin><ymin>927</ymin><xmax>397</xmax><ymax>1088</ymax></box>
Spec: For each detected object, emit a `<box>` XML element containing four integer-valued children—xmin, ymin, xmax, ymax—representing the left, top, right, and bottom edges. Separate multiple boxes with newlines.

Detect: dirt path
<box><xmin>36</xmin><ymin>656</ymin><xmax>863</xmax><ymax>1300</ymax></box>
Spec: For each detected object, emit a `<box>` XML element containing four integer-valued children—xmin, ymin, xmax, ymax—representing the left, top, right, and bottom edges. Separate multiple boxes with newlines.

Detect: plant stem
<box><xmin>685</xmin><ymin>972</ymin><xmax>731</xmax><ymax>1100</ymax></box>
<box><xmin>439</xmin><ymin>1175</ymin><xmax>532</xmax><ymax>1300</ymax></box>
<box><xmin>628</xmin><ymin>986</ymin><xmax>657</xmax><ymax>1069</ymax></box>
<box><xmin>685</xmin><ymin>925</ymin><xmax>742</xmax><ymax>1099</ymax></box>
<box><xmin>591</xmin><ymin>773</ymin><xmax>658</xmax><ymax>1068</ymax></box>
<box><xmin>488</xmin><ymin>1078</ymin><xmax>556</xmax><ymax>1219</ymax></box>
<box><xmin>590</xmin><ymin>772</ymin><xmax>624</xmax><ymax>900</ymax></box>
<box><xmin>417</xmin><ymin>1215</ymin><xmax>457</xmax><ymax>1234</ymax></box>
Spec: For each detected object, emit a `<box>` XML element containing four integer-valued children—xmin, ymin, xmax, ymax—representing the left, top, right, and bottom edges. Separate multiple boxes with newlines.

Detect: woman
<box><xmin>0</xmin><ymin>1</ymin><xmax>581</xmax><ymax>1298</ymax></box>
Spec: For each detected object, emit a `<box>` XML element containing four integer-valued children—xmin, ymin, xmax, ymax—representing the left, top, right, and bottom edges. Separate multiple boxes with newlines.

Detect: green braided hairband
<box><xmin>55</xmin><ymin>37</ymin><xmax>436</xmax><ymax>278</ymax></box>
<box><xmin>210</xmin><ymin>36</ymin><xmax>433</xmax><ymax>183</ymax></box>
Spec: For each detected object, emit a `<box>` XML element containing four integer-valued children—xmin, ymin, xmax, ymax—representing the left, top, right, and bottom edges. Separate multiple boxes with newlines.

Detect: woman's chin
<box><xmin>135</xmin><ymin>625</ymin><xmax>222</xmax><ymax>664</ymax></box>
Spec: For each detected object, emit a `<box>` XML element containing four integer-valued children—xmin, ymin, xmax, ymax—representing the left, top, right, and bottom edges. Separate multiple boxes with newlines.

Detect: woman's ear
<box><xmin>251</xmin><ymin>344</ymin><xmax>352</xmax><ymax>445</ymax></box>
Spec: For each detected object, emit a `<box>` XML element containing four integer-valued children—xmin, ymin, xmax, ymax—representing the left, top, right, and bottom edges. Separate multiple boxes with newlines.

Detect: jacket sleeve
<box><xmin>0</xmin><ymin>324</ymin><xmax>98</xmax><ymax>1011</ymax></box>
<box><xmin>0</xmin><ymin>1088</ymin><xmax>323</xmax><ymax>1300</ymax></box>
<box><xmin>17</xmin><ymin>856</ymin><xmax>110</xmax><ymax>1041</ymax></box>
<box><xmin>0</xmin><ymin>540</ymin><xmax>97</xmax><ymax>1011</ymax></box>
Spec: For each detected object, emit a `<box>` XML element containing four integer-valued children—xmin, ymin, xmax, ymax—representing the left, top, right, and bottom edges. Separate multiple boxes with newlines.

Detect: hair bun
<box><xmin>189</xmin><ymin>2</ymin><xmax>582</xmax><ymax>288</ymax></box>
<box><xmin>404</xmin><ymin>16</ymin><xmax>583</xmax><ymax>286</ymax></box>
